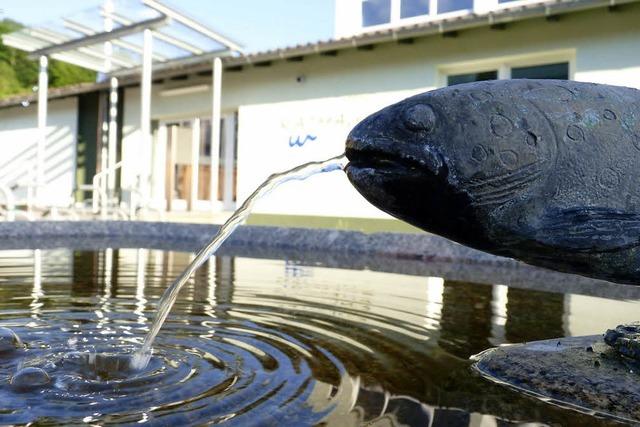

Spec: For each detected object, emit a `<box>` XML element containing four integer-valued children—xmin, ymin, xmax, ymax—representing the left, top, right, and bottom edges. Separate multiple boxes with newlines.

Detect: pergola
<box><xmin>2</xmin><ymin>0</ymin><xmax>243</xmax><ymax>214</ymax></box>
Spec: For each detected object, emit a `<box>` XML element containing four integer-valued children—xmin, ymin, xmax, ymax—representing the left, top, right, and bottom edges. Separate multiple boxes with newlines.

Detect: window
<box><xmin>511</xmin><ymin>62</ymin><xmax>569</xmax><ymax>80</ymax></box>
<box><xmin>401</xmin><ymin>0</ymin><xmax>429</xmax><ymax>18</ymax></box>
<box><xmin>362</xmin><ymin>0</ymin><xmax>391</xmax><ymax>27</ymax></box>
<box><xmin>448</xmin><ymin>70</ymin><xmax>498</xmax><ymax>86</ymax></box>
<box><xmin>438</xmin><ymin>0</ymin><xmax>473</xmax><ymax>14</ymax></box>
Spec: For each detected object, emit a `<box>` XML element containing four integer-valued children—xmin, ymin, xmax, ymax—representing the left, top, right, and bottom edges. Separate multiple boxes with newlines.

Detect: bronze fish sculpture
<box><xmin>345</xmin><ymin>79</ymin><xmax>640</xmax><ymax>285</ymax></box>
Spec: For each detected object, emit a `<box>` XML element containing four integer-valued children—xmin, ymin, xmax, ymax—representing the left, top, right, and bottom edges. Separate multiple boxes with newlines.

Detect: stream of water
<box><xmin>131</xmin><ymin>154</ymin><xmax>348</xmax><ymax>369</ymax></box>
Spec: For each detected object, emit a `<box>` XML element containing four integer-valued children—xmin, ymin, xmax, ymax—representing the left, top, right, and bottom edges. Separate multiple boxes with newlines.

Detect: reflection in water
<box><xmin>439</xmin><ymin>280</ymin><xmax>493</xmax><ymax>358</ymax></box>
<box><xmin>134</xmin><ymin>249</ymin><xmax>148</xmax><ymax>324</ymax></box>
<box><xmin>30</xmin><ymin>250</ymin><xmax>43</xmax><ymax>318</ymax></box>
<box><xmin>214</xmin><ymin>256</ymin><xmax>234</xmax><ymax>318</ymax></box>
<box><xmin>0</xmin><ymin>248</ymin><xmax>633</xmax><ymax>425</ymax></box>
<box><xmin>505</xmin><ymin>288</ymin><xmax>565</xmax><ymax>343</ymax></box>
<box><xmin>490</xmin><ymin>284</ymin><xmax>508</xmax><ymax>346</ymax></box>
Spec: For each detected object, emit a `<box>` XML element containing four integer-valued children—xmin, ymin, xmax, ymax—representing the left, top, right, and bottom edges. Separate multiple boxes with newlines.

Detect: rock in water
<box><xmin>10</xmin><ymin>367</ymin><xmax>51</xmax><ymax>391</ymax></box>
<box><xmin>0</xmin><ymin>327</ymin><xmax>23</xmax><ymax>353</ymax></box>
<box><xmin>346</xmin><ymin>79</ymin><xmax>640</xmax><ymax>285</ymax></box>
<box><xmin>604</xmin><ymin>323</ymin><xmax>640</xmax><ymax>360</ymax></box>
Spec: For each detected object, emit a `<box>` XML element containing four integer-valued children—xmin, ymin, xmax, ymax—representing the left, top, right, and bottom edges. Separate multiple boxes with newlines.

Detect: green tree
<box><xmin>0</xmin><ymin>19</ymin><xmax>96</xmax><ymax>98</ymax></box>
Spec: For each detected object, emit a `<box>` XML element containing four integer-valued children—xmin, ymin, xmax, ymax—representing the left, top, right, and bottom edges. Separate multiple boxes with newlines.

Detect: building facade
<box><xmin>0</xmin><ymin>0</ymin><xmax>638</xmax><ymax>224</ymax></box>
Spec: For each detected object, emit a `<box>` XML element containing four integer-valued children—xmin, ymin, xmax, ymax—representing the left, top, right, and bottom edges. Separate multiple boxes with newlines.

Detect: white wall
<box><xmin>334</xmin><ymin>0</ymin><xmax>362</xmax><ymax>38</ymax></box>
<box><xmin>236</xmin><ymin>90</ymin><xmax>425</xmax><ymax>218</ymax></box>
<box><xmin>0</xmin><ymin>97</ymin><xmax>77</xmax><ymax>206</ymax></box>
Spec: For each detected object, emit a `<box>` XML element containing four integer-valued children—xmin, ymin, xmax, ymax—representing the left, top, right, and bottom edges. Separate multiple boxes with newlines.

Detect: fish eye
<box><xmin>403</xmin><ymin>104</ymin><xmax>436</xmax><ymax>132</ymax></box>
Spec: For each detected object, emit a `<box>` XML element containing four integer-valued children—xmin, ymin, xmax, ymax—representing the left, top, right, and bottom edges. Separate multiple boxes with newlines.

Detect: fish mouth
<box><xmin>345</xmin><ymin>138</ymin><xmax>443</xmax><ymax>176</ymax></box>
<box><xmin>346</xmin><ymin>147</ymin><xmax>414</xmax><ymax>172</ymax></box>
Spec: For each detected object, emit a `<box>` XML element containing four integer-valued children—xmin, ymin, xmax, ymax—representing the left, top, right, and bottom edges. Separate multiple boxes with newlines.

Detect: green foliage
<box><xmin>0</xmin><ymin>19</ymin><xmax>96</xmax><ymax>98</ymax></box>
<box><xmin>49</xmin><ymin>60</ymin><xmax>96</xmax><ymax>87</ymax></box>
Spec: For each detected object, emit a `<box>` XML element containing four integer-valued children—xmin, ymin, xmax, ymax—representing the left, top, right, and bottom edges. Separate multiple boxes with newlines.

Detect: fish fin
<box><xmin>535</xmin><ymin>207</ymin><xmax>640</xmax><ymax>252</ymax></box>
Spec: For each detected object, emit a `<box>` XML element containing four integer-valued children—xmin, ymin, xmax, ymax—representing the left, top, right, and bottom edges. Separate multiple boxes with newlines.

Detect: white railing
<box><xmin>92</xmin><ymin>160</ymin><xmax>123</xmax><ymax>218</ymax></box>
<box><xmin>0</xmin><ymin>185</ymin><xmax>16</xmax><ymax>221</ymax></box>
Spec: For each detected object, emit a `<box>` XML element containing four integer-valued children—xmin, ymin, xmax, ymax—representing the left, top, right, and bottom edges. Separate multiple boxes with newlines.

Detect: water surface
<box><xmin>0</xmin><ymin>247</ymin><xmax>633</xmax><ymax>425</ymax></box>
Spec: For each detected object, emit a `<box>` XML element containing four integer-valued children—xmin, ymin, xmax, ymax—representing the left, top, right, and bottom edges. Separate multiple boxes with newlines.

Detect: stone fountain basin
<box><xmin>3</xmin><ymin>221</ymin><xmax>640</xmax><ymax>424</ymax></box>
<box><xmin>0</xmin><ymin>220</ymin><xmax>638</xmax><ymax>301</ymax></box>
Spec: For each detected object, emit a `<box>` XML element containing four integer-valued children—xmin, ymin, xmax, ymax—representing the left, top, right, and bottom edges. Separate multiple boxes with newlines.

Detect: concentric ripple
<box><xmin>0</xmin><ymin>312</ymin><xmax>349</xmax><ymax>425</ymax></box>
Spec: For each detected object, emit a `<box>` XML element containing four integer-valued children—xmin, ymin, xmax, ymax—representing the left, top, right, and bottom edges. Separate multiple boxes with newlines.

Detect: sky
<box><xmin>0</xmin><ymin>0</ymin><xmax>335</xmax><ymax>53</ymax></box>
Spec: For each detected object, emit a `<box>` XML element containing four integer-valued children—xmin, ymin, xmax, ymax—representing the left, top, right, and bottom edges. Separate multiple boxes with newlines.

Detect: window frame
<box><xmin>495</xmin><ymin>0</ymin><xmax>542</xmax><ymax>9</ymax></box>
<box><xmin>355</xmin><ymin>0</ymin><xmax>548</xmax><ymax>34</ymax></box>
<box><xmin>362</xmin><ymin>0</ymin><xmax>393</xmax><ymax>28</ymax></box>
<box><xmin>437</xmin><ymin>50</ymin><xmax>576</xmax><ymax>87</ymax></box>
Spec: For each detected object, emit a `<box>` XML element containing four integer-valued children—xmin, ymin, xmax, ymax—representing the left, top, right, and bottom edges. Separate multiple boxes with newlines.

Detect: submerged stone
<box><xmin>10</xmin><ymin>367</ymin><xmax>51</xmax><ymax>391</ymax></box>
<box><xmin>0</xmin><ymin>327</ymin><xmax>23</xmax><ymax>353</ymax></box>
<box><xmin>345</xmin><ymin>79</ymin><xmax>640</xmax><ymax>285</ymax></box>
<box><xmin>604</xmin><ymin>323</ymin><xmax>640</xmax><ymax>360</ymax></box>
<box><xmin>473</xmin><ymin>335</ymin><xmax>640</xmax><ymax>423</ymax></box>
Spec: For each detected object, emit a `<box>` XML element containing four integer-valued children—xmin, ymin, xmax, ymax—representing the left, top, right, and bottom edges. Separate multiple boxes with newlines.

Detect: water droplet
<box><xmin>10</xmin><ymin>367</ymin><xmax>51</xmax><ymax>391</ymax></box>
<box><xmin>0</xmin><ymin>327</ymin><xmax>23</xmax><ymax>353</ymax></box>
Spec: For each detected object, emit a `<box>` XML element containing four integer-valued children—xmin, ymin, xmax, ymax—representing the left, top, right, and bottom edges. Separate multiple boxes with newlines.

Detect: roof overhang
<box><xmin>2</xmin><ymin>0</ymin><xmax>243</xmax><ymax>74</ymax></box>
<box><xmin>27</xmin><ymin>15</ymin><xmax>170</xmax><ymax>60</ymax></box>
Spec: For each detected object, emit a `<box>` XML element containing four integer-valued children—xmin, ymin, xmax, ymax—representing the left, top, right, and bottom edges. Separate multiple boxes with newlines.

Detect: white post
<box><xmin>222</xmin><ymin>114</ymin><xmax>236</xmax><ymax>211</ymax></box>
<box><xmin>101</xmin><ymin>0</ymin><xmax>115</xmax><ymax>219</ymax></box>
<box><xmin>390</xmin><ymin>0</ymin><xmax>401</xmax><ymax>22</ymax></box>
<box><xmin>153</xmin><ymin>123</ymin><xmax>167</xmax><ymax>209</ymax></box>
<box><xmin>37</xmin><ymin>55</ymin><xmax>48</xmax><ymax>206</ymax></box>
<box><xmin>498</xmin><ymin>64</ymin><xmax>510</xmax><ymax>80</ymax></box>
<box><xmin>190</xmin><ymin>118</ymin><xmax>200</xmax><ymax>210</ymax></box>
<box><xmin>210</xmin><ymin>57</ymin><xmax>222</xmax><ymax>208</ymax></box>
<box><xmin>429</xmin><ymin>0</ymin><xmax>438</xmax><ymax>16</ymax></box>
<box><xmin>100</xmin><ymin>120</ymin><xmax>108</xmax><ymax>218</ymax></box>
<box><xmin>140</xmin><ymin>29</ymin><xmax>153</xmax><ymax>205</ymax></box>
<box><xmin>108</xmin><ymin>78</ymin><xmax>119</xmax><ymax>193</ymax></box>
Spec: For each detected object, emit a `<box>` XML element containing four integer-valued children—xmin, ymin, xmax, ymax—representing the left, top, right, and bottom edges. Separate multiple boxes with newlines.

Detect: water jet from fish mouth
<box><xmin>131</xmin><ymin>154</ymin><xmax>348</xmax><ymax>370</ymax></box>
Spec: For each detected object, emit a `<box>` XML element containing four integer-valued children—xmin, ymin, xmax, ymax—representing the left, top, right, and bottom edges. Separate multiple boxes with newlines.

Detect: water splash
<box><xmin>131</xmin><ymin>154</ymin><xmax>348</xmax><ymax>369</ymax></box>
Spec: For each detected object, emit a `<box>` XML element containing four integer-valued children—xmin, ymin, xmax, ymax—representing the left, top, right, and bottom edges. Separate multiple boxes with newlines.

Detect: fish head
<box><xmin>345</xmin><ymin>90</ymin><xmax>481</xmax><ymax>239</ymax></box>
<box><xmin>345</xmin><ymin>81</ymin><xmax>557</xmax><ymax>244</ymax></box>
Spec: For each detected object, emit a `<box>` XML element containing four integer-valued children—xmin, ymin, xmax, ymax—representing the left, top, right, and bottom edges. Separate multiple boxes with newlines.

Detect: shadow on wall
<box><xmin>0</xmin><ymin>126</ymin><xmax>75</xmax><ymax>203</ymax></box>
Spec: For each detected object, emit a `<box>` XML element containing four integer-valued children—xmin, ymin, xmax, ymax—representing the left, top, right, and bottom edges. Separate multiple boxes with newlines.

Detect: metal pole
<box><xmin>190</xmin><ymin>118</ymin><xmax>200</xmax><ymax>211</ymax></box>
<box><xmin>140</xmin><ymin>28</ymin><xmax>153</xmax><ymax>204</ymax></box>
<box><xmin>210</xmin><ymin>57</ymin><xmax>222</xmax><ymax>208</ymax></box>
<box><xmin>37</xmin><ymin>55</ymin><xmax>48</xmax><ymax>206</ymax></box>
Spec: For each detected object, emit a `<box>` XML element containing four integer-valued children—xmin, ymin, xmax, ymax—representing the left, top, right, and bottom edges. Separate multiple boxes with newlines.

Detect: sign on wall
<box><xmin>237</xmin><ymin>89</ymin><xmax>427</xmax><ymax>218</ymax></box>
